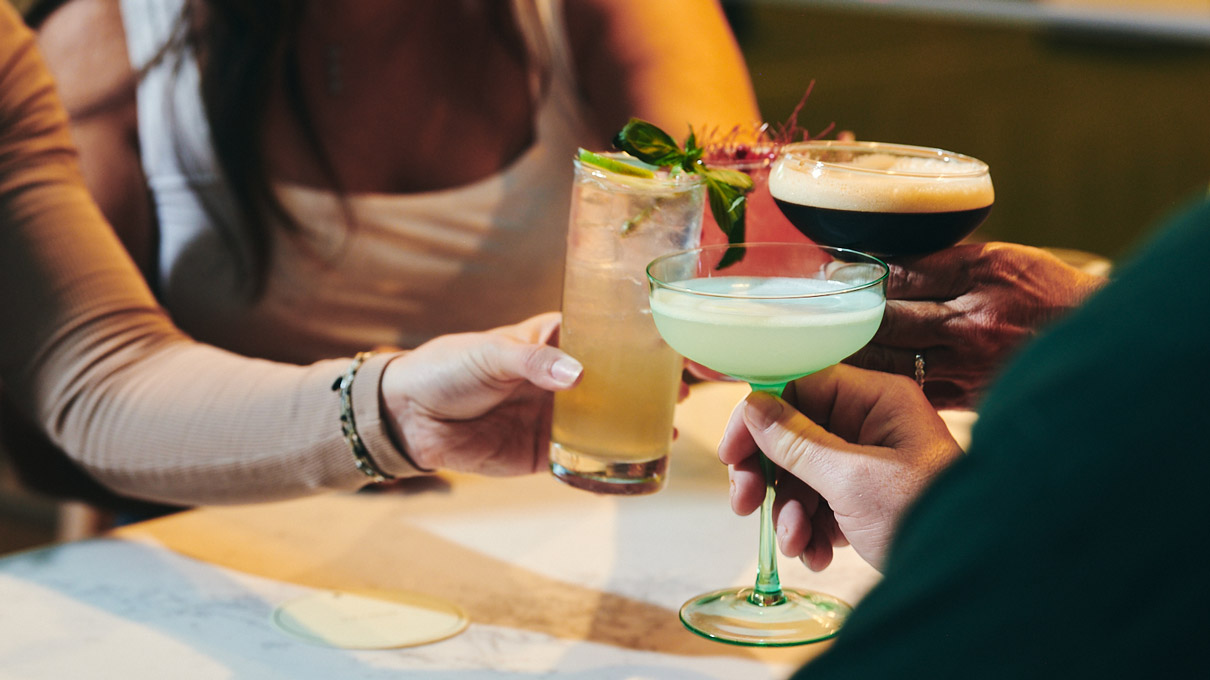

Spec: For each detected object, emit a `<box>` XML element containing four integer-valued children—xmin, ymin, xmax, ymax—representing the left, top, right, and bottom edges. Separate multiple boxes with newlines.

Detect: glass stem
<box><xmin>749</xmin><ymin>382</ymin><xmax>788</xmax><ymax>607</ymax></box>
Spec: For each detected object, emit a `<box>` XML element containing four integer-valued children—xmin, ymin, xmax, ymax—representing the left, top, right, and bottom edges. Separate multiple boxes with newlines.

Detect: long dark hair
<box><xmin>27</xmin><ymin>0</ymin><xmax>349</xmax><ymax>296</ymax></box>
<box><xmin>190</xmin><ymin>0</ymin><xmax>350</xmax><ymax>295</ymax></box>
<box><xmin>28</xmin><ymin>0</ymin><xmax>533</xmax><ymax>296</ymax></box>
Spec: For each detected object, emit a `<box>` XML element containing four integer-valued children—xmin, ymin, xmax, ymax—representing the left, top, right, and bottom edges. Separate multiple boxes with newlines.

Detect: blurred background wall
<box><xmin>729</xmin><ymin>0</ymin><xmax>1210</xmax><ymax>259</ymax></box>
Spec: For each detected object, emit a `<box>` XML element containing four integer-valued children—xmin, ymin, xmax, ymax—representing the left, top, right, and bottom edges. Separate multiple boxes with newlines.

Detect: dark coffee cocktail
<box><xmin>769</xmin><ymin>142</ymin><xmax>994</xmax><ymax>257</ymax></box>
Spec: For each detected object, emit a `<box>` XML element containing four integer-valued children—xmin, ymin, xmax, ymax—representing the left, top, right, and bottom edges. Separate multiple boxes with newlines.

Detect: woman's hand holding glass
<box><xmin>719</xmin><ymin>364</ymin><xmax>962</xmax><ymax>571</ymax></box>
<box><xmin>381</xmin><ymin>312</ymin><xmax>583</xmax><ymax>477</ymax></box>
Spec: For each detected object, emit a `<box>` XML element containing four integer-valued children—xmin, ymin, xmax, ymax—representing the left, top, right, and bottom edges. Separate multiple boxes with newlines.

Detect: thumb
<box><xmin>742</xmin><ymin>391</ymin><xmax>852</xmax><ymax>498</ymax></box>
<box><xmin>484</xmin><ymin>340</ymin><xmax>583</xmax><ymax>392</ymax></box>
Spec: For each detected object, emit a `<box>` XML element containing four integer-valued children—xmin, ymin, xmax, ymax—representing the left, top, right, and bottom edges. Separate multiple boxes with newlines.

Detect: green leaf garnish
<box><xmin>611</xmin><ymin>121</ymin><xmax>685</xmax><ymax>168</ymax></box>
<box><xmin>614</xmin><ymin>118</ymin><xmax>754</xmax><ymax>266</ymax></box>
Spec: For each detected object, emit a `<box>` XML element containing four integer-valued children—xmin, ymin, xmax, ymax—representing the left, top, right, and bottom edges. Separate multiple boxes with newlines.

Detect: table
<box><xmin>0</xmin><ymin>382</ymin><xmax>966</xmax><ymax>679</ymax></box>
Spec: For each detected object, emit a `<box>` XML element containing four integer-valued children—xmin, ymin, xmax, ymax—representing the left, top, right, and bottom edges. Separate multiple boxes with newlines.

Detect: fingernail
<box><xmin>551</xmin><ymin>357</ymin><xmax>583</xmax><ymax>387</ymax></box>
<box><xmin>745</xmin><ymin>391</ymin><xmax>784</xmax><ymax>430</ymax></box>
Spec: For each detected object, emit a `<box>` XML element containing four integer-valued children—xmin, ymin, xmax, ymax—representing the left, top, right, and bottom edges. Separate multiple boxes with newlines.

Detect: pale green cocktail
<box><xmin>647</xmin><ymin>242</ymin><xmax>888</xmax><ymax>646</ymax></box>
<box><xmin>650</xmin><ymin>276</ymin><xmax>884</xmax><ymax>389</ymax></box>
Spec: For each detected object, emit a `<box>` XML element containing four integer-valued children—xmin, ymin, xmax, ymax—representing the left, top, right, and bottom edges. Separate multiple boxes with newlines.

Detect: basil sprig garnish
<box><xmin>613</xmin><ymin>118</ymin><xmax>754</xmax><ymax>266</ymax></box>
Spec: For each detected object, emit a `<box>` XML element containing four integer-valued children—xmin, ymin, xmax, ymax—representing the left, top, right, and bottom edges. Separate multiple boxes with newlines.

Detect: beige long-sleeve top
<box><xmin>0</xmin><ymin>6</ymin><xmax>421</xmax><ymax>505</ymax></box>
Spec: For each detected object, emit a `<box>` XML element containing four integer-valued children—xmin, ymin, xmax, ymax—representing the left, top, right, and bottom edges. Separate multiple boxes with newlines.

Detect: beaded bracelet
<box><xmin>331</xmin><ymin>351</ymin><xmax>395</xmax><ymax>483</ymax></box>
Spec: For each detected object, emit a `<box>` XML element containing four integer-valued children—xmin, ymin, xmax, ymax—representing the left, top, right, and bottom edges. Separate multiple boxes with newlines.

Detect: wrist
<box><xmin>333</xmin><ymin>352</ymin><xmax>395</xmax><ymax>482</ymax></box>
<box><xmin>335</xmin><ymin>352</ymin><xmax>429</xmax><ymax>479</ymax></box>
<box><xmin>378</xmin><ymin>352</ymin><xmax>434</xmax><ymax>473</ymax></box>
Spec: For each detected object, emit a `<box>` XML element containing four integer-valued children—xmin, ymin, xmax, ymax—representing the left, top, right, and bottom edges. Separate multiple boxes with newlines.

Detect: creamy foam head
<box><xmin>770</xmin><ymin>145</ymin><xmax>994</xmax><ymax>213</ymax></box>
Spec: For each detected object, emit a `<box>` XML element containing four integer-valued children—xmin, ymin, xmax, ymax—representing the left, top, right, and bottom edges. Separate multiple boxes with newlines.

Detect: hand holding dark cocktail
<box><xmin>843</xmin><ymin>242</ymin><xmax>1107</xmax><ymax>409</ymax></box>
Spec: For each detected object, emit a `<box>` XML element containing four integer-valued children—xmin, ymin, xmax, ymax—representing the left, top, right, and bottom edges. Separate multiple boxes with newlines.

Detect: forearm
<box><xmin>46</xmin><ymin>337</ymin><xmax>419</xmax><ymax>506</ymax></box>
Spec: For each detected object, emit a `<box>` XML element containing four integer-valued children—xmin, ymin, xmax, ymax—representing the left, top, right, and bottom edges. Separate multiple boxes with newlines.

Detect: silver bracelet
<box><xmin>332</xmin><ymin>352</ymin><xmax>394</xmax><ymax>483</ymax></box>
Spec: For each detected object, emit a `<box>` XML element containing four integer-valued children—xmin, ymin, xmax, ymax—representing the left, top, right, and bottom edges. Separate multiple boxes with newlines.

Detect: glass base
<box><xmin>679</xmin><ymin>586</ymin><xmax>852</xmax><ymax>647</ymax></box>
<box><xmin>549</xmin><ymin>443</ymin><xmax>667</xmax><ymax>495</ymax></box>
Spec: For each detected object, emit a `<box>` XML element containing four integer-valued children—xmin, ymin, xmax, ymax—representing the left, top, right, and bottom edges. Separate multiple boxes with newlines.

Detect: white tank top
<box><xmin>120</xmin><ymin>0</ymin><xmax>590</xmax><ymax>362</ymax></box>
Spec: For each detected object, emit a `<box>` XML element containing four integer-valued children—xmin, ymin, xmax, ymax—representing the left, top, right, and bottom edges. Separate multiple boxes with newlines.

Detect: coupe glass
<box><xmin>769</xmin><ymin>140</ymin><xmax>994</xmax><ymax>256</ymax></box>
<box><xmin>647</xmin><ymin>242</ymin><xmax>888</xmax><ymax>646</ymax></box>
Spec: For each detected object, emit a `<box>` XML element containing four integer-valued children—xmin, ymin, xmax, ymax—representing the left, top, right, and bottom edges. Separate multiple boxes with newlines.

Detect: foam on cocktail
<box><xmin>770</xmin><ymin>153</ymin><xmax>994</xmax><ymax>213</ymax></box>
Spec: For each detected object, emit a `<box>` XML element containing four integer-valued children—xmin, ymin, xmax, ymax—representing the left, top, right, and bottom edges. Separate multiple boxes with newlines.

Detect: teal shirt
<box><xmin>796</xmin><ymin>198</ymin><xmax>1210</xmax><ymax>679</ymax></box>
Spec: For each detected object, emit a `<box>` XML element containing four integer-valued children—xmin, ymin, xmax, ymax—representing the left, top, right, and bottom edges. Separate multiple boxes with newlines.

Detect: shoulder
<box><xmin>33</xmin><ymin>0</ymin><xmax>155</xmax><ymax>275</ymax></box>
<box><xmin>562</xmin><ymin>0</ymin><xmax>737</xmax><ymax>60</ymax></box>
<box><xmin>35</xmin><ymin>0</ymin><xmax>135</xmax><ymax>118</ymax></box>
<box><xmin>563</xmin><ymin>0</ymin><xmax>731</xmax><ymax>36</ymax></box>
<box><xmin>562</xmin><ymin>0</ymin><xmax>759</xmax><ymax>140</ymax></box>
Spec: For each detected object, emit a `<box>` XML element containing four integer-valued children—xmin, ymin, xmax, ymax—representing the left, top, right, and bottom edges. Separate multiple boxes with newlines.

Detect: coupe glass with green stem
<box><xmin>647</xmin><ymin>242</ymin><xmax>888</xmax><ymax>646</ymax></box>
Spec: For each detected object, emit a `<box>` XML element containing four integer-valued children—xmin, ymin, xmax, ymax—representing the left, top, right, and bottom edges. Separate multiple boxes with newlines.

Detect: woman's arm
<box><xmin>33</xmin><ymin>0</ymin><xmax>156</xmax><ymax>282</ymax></box>
<box><xmin>1</xmin><ymin>7</ymin><xmax>394</xmax><ymax>504</ymax></box>
<box><xmin>1</xmin><ymin>7</ymin><xmax>580</xmax><ymax>506</ymax></box>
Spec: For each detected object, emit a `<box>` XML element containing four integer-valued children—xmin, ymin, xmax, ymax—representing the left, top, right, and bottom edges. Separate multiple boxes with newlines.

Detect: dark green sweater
<box><xmin>797</xmin><ymin>197</ymin><xmax>1210</xmax><ymax>679</ymax></box>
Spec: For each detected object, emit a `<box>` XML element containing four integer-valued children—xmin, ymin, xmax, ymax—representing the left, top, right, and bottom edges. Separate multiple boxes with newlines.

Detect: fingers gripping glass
<box><xmin>647</xmin><ymin>243</ymin><xmax>888</xmax><ymax>646</ymax></box>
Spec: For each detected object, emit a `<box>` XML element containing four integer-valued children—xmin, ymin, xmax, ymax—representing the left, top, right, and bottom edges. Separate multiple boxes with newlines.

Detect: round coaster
<box><xmin>271</xmin><ymin>590</ymin><xmax>468</xmax><ymax>649</ymax></box>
